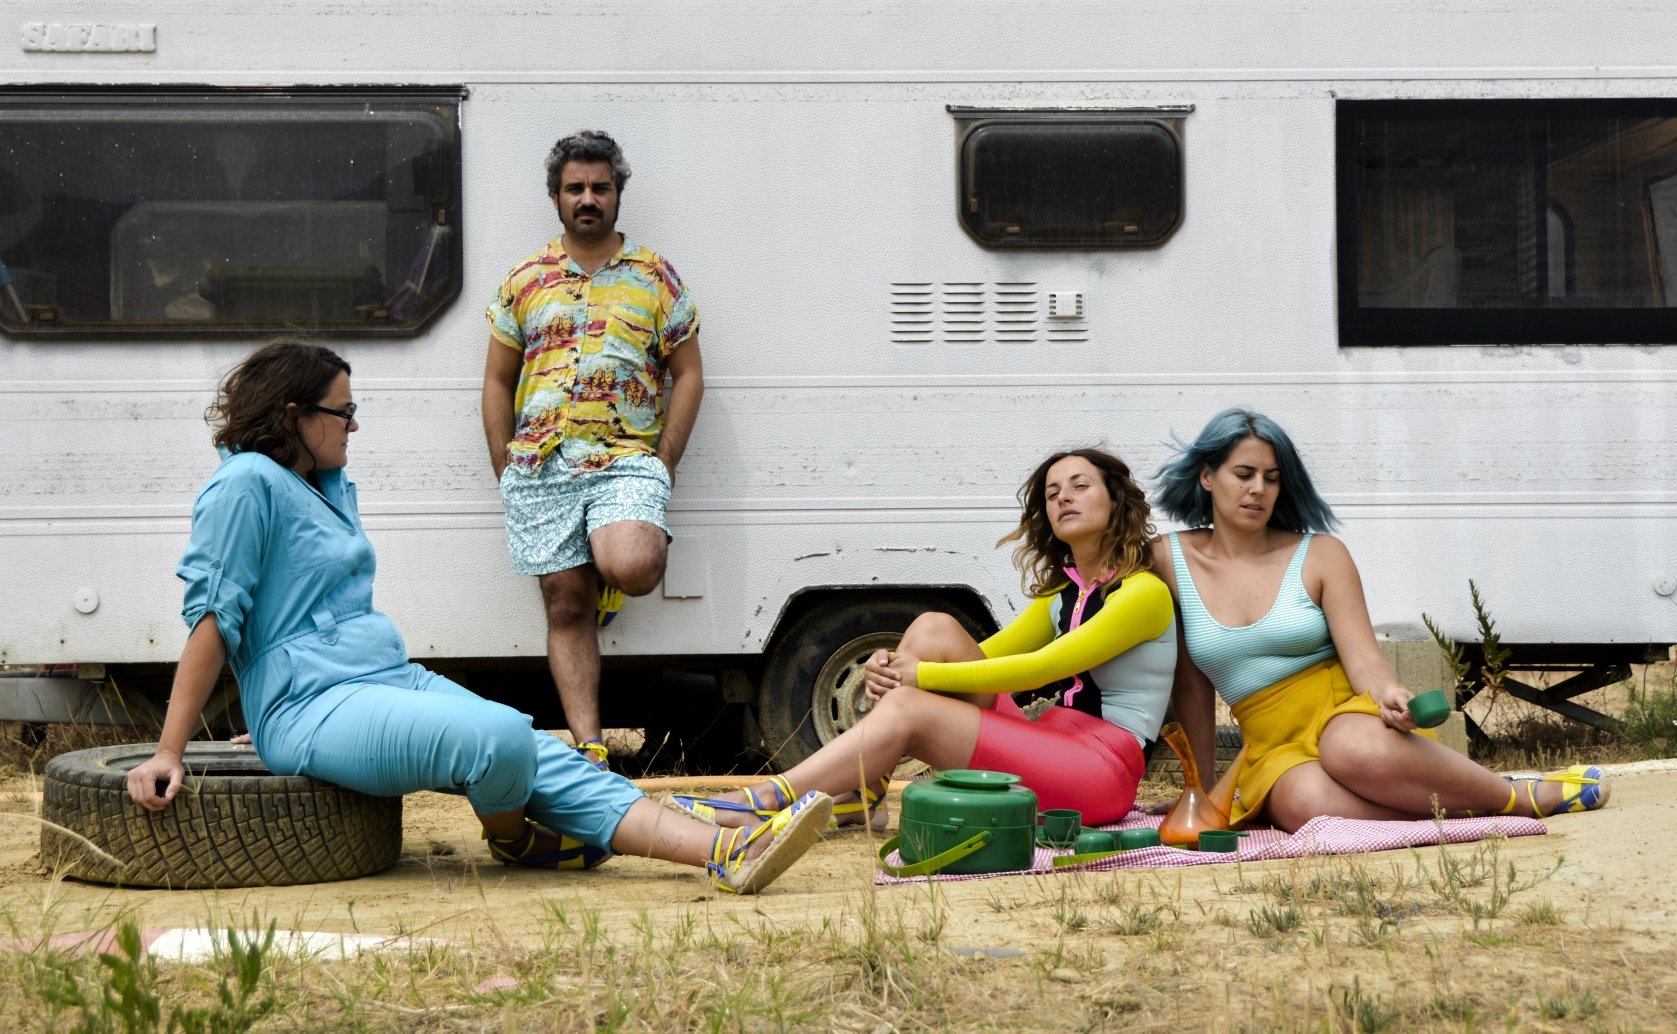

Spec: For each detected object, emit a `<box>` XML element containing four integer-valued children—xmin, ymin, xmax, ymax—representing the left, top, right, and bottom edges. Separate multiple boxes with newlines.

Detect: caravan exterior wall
<box><xmin>2</xmin><ymin>2</ymin><xmax>1674</xmax><ymax>752</ymax></box>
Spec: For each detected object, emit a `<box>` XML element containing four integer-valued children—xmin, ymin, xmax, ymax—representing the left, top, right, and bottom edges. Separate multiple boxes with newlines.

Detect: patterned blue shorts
<box><xmin>501</xmin><ymin>453</ymin><xmax>671</xmax><ymax>576</ymax></box>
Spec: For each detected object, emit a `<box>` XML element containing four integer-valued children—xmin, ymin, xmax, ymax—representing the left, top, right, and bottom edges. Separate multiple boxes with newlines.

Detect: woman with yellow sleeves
<box><xmin>667</xmin><ymin>448</ymin><xmax>1177</xmax><ymax>830</ymax></box>
<box><xmin>1151</xmin><ymin>407</ymin><xmax>1609</xmax><ymax>832</ymax></box>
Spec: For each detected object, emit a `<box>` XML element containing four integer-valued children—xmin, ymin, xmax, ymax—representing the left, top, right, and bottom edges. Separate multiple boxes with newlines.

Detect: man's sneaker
<box><xmin>576</xmin><ymin>738</ymin><xmax>610</xmax><ymax>771</ymax></box>
<box><xmin>596</xmin><ymin>584</ymin><xmax>624</xmax><ymax>628</ymax></box>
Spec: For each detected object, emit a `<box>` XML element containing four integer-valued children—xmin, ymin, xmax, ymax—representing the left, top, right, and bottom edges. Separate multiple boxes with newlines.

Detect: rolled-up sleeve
<box><xmin>176</xmin><ymin>478</ymin><xmax>269</xmax><ymax>659</ymax></box>
<box><xmin>654</xmin><ymin>258</ymin><xmax>699</xmax><ymax>360</ymax></box>
<box><xmin>485</xmin><ymin>282</ymin><xmax>525</xmax><ymax>351</ymax></box>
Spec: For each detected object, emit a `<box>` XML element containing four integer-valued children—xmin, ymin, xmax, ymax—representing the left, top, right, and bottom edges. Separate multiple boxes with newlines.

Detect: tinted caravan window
<box><xmin>950</xmin><ymin>106</ymin><xmax>1188</xmax><ymax>248</ymax></box>
<box><xmin>0</xmin><ymin>89</ymin><xmax>462</xmax><ymax>337</ymax></box>
<box><xmin>1338</xmin><ymin>98</ymin><xmax>1677</xmax><ymax>345</ymax></box>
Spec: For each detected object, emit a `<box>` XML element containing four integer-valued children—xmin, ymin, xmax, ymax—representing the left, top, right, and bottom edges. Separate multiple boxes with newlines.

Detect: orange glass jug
<box><xmin>1157</xmin><ymin>722</ymin><xmax>1245</xmax><ymax>848</ymax></box>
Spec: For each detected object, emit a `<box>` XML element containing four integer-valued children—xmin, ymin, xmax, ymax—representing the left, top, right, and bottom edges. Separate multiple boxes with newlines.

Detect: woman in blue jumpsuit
<box><xmin>125</xmin><ymin>341</ymin><xmax>830</xmax><ymax>893</ymax></box>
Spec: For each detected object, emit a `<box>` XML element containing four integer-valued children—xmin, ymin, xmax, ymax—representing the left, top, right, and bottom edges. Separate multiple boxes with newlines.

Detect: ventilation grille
<box><xmin>994</xmin><ymin>282</ymin><xmax>1038</xmax><ymax>345</ymax></box>
<box><xmin>890</xmin><ymin>281</ymin><xmax>1087</xmax><ymax>346</ymax></box>
<box><xmin>888</xmin><ymin>282</ymin><xmax>935</xmax><ymax>345</ymax></box>
<box><xmin>941</xmin><ymin>282</ymin><xmax>985</xmax><ymax>346</ymax></box>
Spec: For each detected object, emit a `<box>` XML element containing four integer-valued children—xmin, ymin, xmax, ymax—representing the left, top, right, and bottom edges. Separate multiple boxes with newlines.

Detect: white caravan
<box><xmin>2</xmin><ymin>1</ymin><xmax>1674</xmax><ymax>765</ymax></box>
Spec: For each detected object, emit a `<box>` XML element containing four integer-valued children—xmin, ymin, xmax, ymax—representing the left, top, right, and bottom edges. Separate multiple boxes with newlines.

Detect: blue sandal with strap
<box><xmin>670</xmin><ymin>774</ymin><xmax>888</xmax><ymax>832</ymax></box>
<box><xmin>575</xmin><ymin>738</ymin><xmax>611</xmax><ymax>772</ymax></box>
<box><xmin>1496</xmin><ymin>764</ymin><xmax>1610</xmax><ymax>817</ymax></box>
<box><xmin>830</xmin><ymin>777</ymin><xmax>891</xmax><ymax>832</ymax></box>
<box><xmin>708</xmin><ymin>790</ymin><xmax>833</xmax><ymax>894</ymax></box>
<box><xmin>668</xmin><ymin>774</ymin><xmax>796</xmax><ymax>824</ymax></box>
<box><xmin>596</xmin><ymin>584</ymin><xmax>624</xmax><ymax>629</ymax></box>
<box><xmin>484</xmin><ymin>819</ymin><xmax>611</xmax><ymax>870</ymax></box>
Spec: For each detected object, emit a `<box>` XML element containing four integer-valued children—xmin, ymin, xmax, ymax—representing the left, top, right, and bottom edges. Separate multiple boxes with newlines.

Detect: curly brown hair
<box><xmin>996</xmin><ymin>448</ymin><xmax>1156</xmax><ymax>598</ymax></box>
<box><xmin>207</xmin><ymin>340</ymin><xmax>350</xmax><ymax>469</ymax></box>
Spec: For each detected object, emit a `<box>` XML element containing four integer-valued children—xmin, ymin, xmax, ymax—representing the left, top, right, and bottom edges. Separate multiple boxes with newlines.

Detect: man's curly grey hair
<box><xmin>545</xmin><ymin>130</ymin><xmax>632</xmax><ymax>193</ymax></box>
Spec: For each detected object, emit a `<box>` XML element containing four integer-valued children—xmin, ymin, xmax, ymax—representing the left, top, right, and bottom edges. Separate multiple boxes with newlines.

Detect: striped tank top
<box><xmin>1168</xmin><ymin>531</ymin><xmax>1337</xmax><ymax>706</ymax></box>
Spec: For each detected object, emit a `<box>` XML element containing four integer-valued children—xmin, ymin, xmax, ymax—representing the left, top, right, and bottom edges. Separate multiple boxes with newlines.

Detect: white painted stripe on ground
<box><xmin>144</xmin><ymin>929</ymin><xmax>451</xmax><ymax>963</ymax></box>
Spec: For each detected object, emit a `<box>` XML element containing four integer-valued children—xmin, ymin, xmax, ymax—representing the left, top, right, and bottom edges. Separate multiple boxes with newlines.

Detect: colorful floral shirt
<box><xmin>486</xmin><ymin>238</ymin><xmax>698</xmax><ymax>474</ymax></box>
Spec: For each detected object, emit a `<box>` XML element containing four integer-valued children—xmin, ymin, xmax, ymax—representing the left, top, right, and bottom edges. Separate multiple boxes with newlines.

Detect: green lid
<box><xmin>934</xmin><ymin>769</ymin><xmax>1023</xmax><ymax>791</ymax></box>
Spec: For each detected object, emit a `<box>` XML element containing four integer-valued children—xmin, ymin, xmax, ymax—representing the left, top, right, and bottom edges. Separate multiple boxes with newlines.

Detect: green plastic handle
<box><xmin>1051</xmin><ymin>850</ymin><xmax>1125</xmax><ymax>868</ymax></box>
<box><xmin>876</xmin><ymin>831</ymin><xmax>991</xmax><ymax>877</ymax></box>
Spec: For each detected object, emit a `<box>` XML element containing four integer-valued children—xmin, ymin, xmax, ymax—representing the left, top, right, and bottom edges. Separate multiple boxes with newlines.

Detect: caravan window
<box><xmin>949</xmin><ymin>107</ymin><xmax>1187</xmax><ymax>248</ymax></box>
<box><xmin>1338</xmin><ymin>98</ymin><xmax>1677</xmax><ymax>345</ymax></box>
<box><xmin>0</xmin><ymin>89</ymin><xmax>462</xmax><ymax>337</ymax></box>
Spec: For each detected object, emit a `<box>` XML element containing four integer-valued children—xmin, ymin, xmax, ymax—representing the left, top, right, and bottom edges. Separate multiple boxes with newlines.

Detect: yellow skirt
<box><xmin>1227</xmin><ymin>659</ymin><xmax>1436</xmax><ymax>827</ymax></box>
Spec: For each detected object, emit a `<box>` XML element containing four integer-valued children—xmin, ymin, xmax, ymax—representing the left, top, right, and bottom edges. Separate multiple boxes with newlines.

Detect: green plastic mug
<box><xmin>1038</xmin><ymin>808</ymin><xmax>1082</xmax><ymax>847</ymax></box>
<box><xmin>1198</xmin><ymin>830</ymin><xmax>1249</xmax><ymax>852</ymax></box>
<box><xmin>1074</xmin><ymin>830</ymin><xmax>1117</xmax><ymax>854</ymax></box>
<box><xmin>1117</xmin><ymin>828</ymin><xmax>1161</xmax><ymax>850</ymax></box>
<box><xmin>1407</xmin><ymin>689</ymin><xmax>1452</xmax><ymax>729</ymax></box>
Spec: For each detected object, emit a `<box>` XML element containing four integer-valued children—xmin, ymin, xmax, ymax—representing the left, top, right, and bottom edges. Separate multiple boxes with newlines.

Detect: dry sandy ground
<box><xmin>0</xmin><ymin>761</ymin><xmax>1673</xmax><ymax>953</ymax></box>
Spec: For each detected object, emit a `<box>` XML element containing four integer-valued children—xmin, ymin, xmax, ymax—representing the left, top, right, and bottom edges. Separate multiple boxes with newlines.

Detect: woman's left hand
<box><xmin>863</xmin><ymin>649</ymin><xmax>901</xmax><ymax>701</ymax></box>
<box><xmin>1370</xmin><ymin>683</ymin><xmax>1417</xmax><ymax>731</ymax></box>
<box><xmin>887</xmin><ymin>651</ymin><xmax>922</xmax><ymax>691</ymax></box>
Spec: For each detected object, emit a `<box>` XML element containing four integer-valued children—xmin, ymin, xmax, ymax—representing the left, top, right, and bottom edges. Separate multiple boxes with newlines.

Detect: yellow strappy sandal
<box><xmin>1496</xmin><ymin>764</ymin><xmax>1610</xmax><ymax>817</ymax></box>
<box><xmin>668</xmin><ymin>774</ymin><xmax>796</xmax><ymax>825</ymax></box>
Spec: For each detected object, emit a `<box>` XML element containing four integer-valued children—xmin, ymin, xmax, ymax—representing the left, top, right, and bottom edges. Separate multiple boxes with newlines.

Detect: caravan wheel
<box><xmin>756</xmin><ymin>593</ymin><xmax>991</xmax><ymax>770</ymax></box>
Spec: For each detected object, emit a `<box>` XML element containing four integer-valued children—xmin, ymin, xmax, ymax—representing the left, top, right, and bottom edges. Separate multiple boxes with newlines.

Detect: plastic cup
<box><xmin>1197</xmin><ymin>830</ymin><xmax>1248</xmax><ymax>852</ymax></box>
<box><xmin>1074</xmin><ymin>830</ymin><xmax>1117</xmax><ymax>854</ymax></box>
<box><xmin>1408</xmin><ymin>688</ymin><xmax>1452</xmax><ymax>729</ymax></box>
<box><xmin>1038</xmin><ymin>808</ymin><xmax>1082</xmax><ymax>846</ymax></box>
<box><xmin>1116</xmin><ymin>827</ymin><xmax>1162</xmax><ymax>850</ymax></box>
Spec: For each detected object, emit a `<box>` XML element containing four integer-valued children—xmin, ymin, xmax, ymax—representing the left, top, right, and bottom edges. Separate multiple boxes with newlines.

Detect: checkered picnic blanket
<box><xmin>874</xmin><ymin>810</ymin><xmax>1547</xmax><ymax>884</ymax></box>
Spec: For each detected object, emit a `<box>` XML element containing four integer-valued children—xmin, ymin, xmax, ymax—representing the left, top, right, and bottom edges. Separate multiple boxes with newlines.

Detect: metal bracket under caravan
<box><xmin>0</xmin><ymin>674</ymin><xmax>161</xmax><ymax>726</ymax></box>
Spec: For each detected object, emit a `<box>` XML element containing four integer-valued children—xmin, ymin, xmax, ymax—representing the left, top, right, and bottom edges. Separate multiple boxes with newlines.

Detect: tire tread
<box><xmin>40</xmin><ymin>743</ymin><xmax>402</xmax><ymax>889</ymax></box>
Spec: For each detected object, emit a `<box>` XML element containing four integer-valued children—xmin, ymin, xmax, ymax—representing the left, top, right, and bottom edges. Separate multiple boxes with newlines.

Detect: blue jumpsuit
<box><xmin>177</xmin><ymin>450</ymin><xmax>643</xmax><ymax>849</ymax></box>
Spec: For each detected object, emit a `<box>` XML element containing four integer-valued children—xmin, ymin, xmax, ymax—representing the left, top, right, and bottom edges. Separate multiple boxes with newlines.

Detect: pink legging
<box><xmin>965</xmin><ymin>695</ymin><xmax>1146</xmax><ymax>824</ymax></box>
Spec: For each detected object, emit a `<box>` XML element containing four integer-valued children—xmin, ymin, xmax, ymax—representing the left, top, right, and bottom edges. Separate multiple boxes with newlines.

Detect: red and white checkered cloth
<box><xmin>875</xmin><ymin>810</ymin><xmax>1547</xmax><ymax>884</ymax></box>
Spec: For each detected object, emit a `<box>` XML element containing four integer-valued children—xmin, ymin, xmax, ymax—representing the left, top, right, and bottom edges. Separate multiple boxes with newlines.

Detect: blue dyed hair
<box><xmin>1152</xmin><ymin>407</ymin><xmax>1340</xmax><ymax>533</ymax></box>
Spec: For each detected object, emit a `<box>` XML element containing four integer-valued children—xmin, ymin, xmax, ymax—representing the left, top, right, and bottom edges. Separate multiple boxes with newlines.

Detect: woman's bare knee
<box><xmin>899</xmin><ymin>612</ymin><xmax>981</xmax><ymax>660</ymax></box>
<box><xmin>1262</xmin><ymin>780</ymin><xmax>1327</xmax><ymax>832</ymax></box>
<box><xmin>1318</xmin><ymin>715</ymin><xmax>1409</xmax><ymax>786</ymax></box>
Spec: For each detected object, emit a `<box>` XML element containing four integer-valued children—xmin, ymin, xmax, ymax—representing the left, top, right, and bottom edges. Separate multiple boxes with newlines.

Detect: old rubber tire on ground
<box><xmin>1144</xmin><ymin>724</ymin><xmax>1247</xmax><ymax>782</ymax></box>
<box><xmin>757</xmin><ymin>593</ymin><xmax>994</xmax><ymax>770</ymax></box>
<box><xmin>40</xmin><ymin>743</ymin><xmax>403</xmax><ymax>889</ymax></box>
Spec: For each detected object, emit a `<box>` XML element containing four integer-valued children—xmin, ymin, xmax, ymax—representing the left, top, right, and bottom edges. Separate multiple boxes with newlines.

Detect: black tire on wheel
<box><xmin>1144</xmin><ymin>724</ymin><xmax>1246</xmax><ymax>782</ymax></box>
<box><xmin>40</xmin><ymin>743</ymin><xmax>403</xmax><ymax>889</ymax></box>
<box><xmin>757</xmin><ymin>592</ymin><xmax>994</xmax><ymax>771</ymax></box>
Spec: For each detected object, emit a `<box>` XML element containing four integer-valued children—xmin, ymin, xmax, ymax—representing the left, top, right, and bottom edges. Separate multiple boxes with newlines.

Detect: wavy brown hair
<box><xmin>997</xmin><ymin>448</ymin><xmax>1156</xmax><ymax>598</ymax></box>
<box><xmin>207</xmin><ymin>340</ymin><xmax>350</xmax><ymax>469</ymax></box>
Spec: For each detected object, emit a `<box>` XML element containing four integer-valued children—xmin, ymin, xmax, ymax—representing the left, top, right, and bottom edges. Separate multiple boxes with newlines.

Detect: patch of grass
<box><xmin>1104</xmin><ymin>903</ymin><xmax>1174</xmax><ymax>937</ymax></box>
<box><xmin>1618</xmin><ymin>674</ymin><xmax>1677</xmax><ymax>758</ymax></box>
<box><xmin>1537</xmin><ymin>986</ymin><xmax>1600</xmax><ymax>1021</ymax></box>
<box><xmin>1335</xmin><ymin>978</ymin><xmax>1399</xmax><ymax>1033</ymax></box>
<box><xmin>0</xmin><ymin>721</ymin><xmax>148</xmax><ymax>780</ymax></box>
<box><xmin>1513</xmin><ymin>900</ymin><xmax>1563</xmax><ymax>927</ymax></box>
<box><xmin>1426</xmin><ymin>993</ymin><xmax>1479</xmax><ymax>1023</ymax></box>
<box><xmin>1246</xmin><ymin>903</ymin><xmax>1302</xmax><ymax>937</ymax></box>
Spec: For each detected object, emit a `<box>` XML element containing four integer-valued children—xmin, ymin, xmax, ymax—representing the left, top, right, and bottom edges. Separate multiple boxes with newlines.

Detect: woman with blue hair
<box><xmin>1150</xmin><ymin>407</ymin><xmax>1609</xmax><ymax>831</ymax></box>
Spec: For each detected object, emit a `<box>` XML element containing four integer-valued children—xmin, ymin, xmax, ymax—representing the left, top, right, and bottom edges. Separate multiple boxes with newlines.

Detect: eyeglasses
<box><xmin>305</xmin><ymin>402</ymin><xmax>357</xmax><ymax>428</ymax></box>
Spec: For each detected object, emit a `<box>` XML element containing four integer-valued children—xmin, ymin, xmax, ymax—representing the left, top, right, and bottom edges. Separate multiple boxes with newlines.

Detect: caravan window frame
<box><xmin>949</xmin><ymin>106</ymin><xmax>1189</xmax><ymax>249</ymax></box>
<box><xmin>0</xmin><ymin>86</ymin><xmax>464</xmax><ymax>339</ymax></box>
<box><xmin>1337</xmin><ymin>97</ymin><xmax>1677</xmax><ymax>346</ymax></box>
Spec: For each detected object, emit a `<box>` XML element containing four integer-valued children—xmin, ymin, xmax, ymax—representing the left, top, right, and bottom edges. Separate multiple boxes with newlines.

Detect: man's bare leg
<box><xmin>539</xmin><ymin>565</ymin><xmax>603</xmax><ymax>745</ymax></box>
<box><xmin>538</xmin><ymin>521</ymin><xmax>667</xmax><ymax>758</ymax></box>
